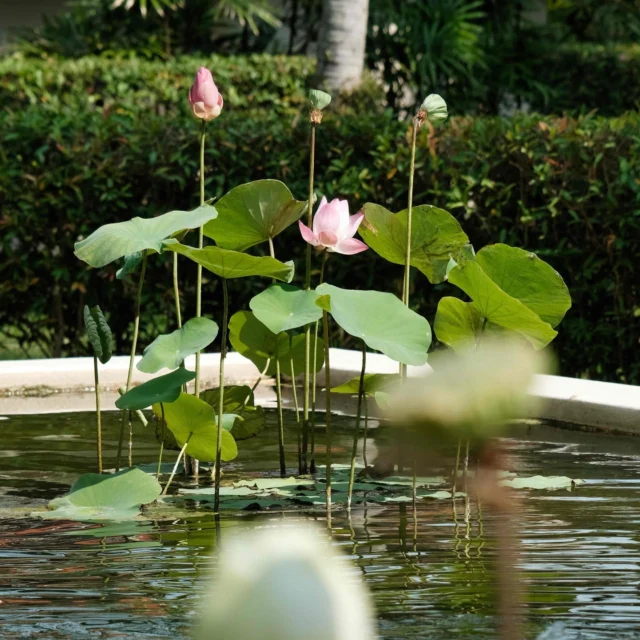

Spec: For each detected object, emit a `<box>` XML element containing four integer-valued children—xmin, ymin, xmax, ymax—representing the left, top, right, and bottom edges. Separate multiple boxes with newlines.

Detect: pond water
<box><xmin>1</xmin><ymin>409</ymin><xmax>640</xmax><ymax>639</ymax></box>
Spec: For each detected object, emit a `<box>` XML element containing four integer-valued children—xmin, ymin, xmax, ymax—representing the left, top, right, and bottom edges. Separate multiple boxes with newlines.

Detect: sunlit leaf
<box><xmin>137</xmin><ymin>317</ymin><xmax>219</xmax><ymax>373</ymax></box>
<box><xmin>434</xmin><ymin>297</ymin><xmax>485</xmax><ymax>353</ymax></box>
<box><xmin>250</xmin><ymin>284</ymin><xmax>322</xmax><ymax>334</ymax></box>
<box><xmin>331</xmin><ymin>373</ymin><xmax>399</xmax><ymax>396</ymax></box>
<box><xmin>74</xmin><ymin>205</ymin><xmax>218</xmax><ymax>268</ymax></box>
<box><xmin>200</xmin><ymin>385</ymin><xmax>266</xmax><ymax>440</ymax></box>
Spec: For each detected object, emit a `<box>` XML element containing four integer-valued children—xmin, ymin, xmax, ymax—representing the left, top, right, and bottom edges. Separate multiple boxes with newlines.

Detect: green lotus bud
<box><xmin>385</xmin><ymin>339</ymin><xmax>552</xmax><ymax>443</ymax></box>
<box><xmin>419</xmin><ymin>94</ymin><xmax>448</xmax><ymax>122</ymax></box>
<box><xmin>309</xmin><ymin>89</ymin><xmax>332</xmax><ymax>111</ymax></box>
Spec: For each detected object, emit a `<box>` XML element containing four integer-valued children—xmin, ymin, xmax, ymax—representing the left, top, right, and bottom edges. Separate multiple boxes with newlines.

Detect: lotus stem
<box><xmin>363</xmin><ymin>395</ymin><xmax>369</xmax><ymax>469</ymax></box>
<box><xmin>92</xmin><ymin>355</ymin><xmax>102</xmax><ymax>474</ymax></box>
<box><xmin>195</xmin><ymin>119</ymin><xmax>207</xmax><ymax>398</ymax></box>
<box><xmin>275</xmin><ymin>351</ymin><xmax>286</xmax><ymax>477</ymax></box>
<box><xmin>128</xmin><ymin>413</ymin><xmax>133</xmax><ymax>468</ymax></box>
<box><xmin>302</xmin><ymin>120</ymin><xmax>317</xmax><ymax>474</ymax></box>
<box><xmin>323</xmin><ymin>307</ymin><xmax>332</xmax><ymax>527</ymax></box>
<box><xmin>116</xmin><ymin>250</ymin><xmax>147</xmax><ymax>472</ymax></box>
<box><xmin>163</xmin><ymin>433</ymin><xmax>192</xmax><ymax>496</ymax></box>
<box><xmin>289</xmin><ymin>332</ymin><xmax>302</xmax><ymax>474</ymax></box>
<box><xmin>213</xmin><ymin>277</ymin><xmax>228</xmax><ymax>512</ymax></box>
<box><xmin>157</xmin><ymin>403</ymin><xmax>166</xmax><ymax>479</ymax></box>
<box><xmin>173</xmin><ymin>253</ymin><xmax>182</xmax><ymax>329</ymax></box>
<box><xmin>117</xmin><ymin>386</ymin><xmax>148</xmax><ymax>427</ymax></box>
<box><xmin>347</xmin><ymin>341</ymin><xmax>367</xmax><ymax>510</ymax></box>
<box><xmin>239</xmin><ymin>358</ymin><xmax>271</xmax><ymax>416</ymax></box>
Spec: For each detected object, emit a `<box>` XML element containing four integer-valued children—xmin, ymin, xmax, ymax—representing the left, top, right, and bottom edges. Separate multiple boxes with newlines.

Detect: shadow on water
<box><xmin>2</xmin><ymin>409</ymin><xmax>640</xmax><ymax>638</ymax></box>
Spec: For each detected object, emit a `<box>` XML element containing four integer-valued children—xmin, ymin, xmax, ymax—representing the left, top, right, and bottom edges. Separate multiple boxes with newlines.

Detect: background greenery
<box><xmin>1</xmin><ymin>0</ymin><xmax>639</xmax><ymax>384</ymax></box>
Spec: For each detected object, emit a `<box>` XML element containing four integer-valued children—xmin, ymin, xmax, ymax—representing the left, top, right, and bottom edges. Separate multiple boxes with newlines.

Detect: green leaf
<box><xmin>116</xmin><ymin>252</ymin><xmax>143</xmax><ymax>280</ymax></box>
<box><xmin>420</xmin><ymin>94</ymin><xmax>448</xmax><ymax>122</ymax></box>
<box><xmin>152</xmin><ymin>393</ymin><xmax>237</xmax><ymax>462</ymax></box>
<box><xmin>162</xmin><ymin>240</ymin><xmax>294</xmax><ymax>282</ymax></box>
<box><xmin>475</xmin><ymin>244</ymin><xmax>571</xmax><ymax>327</ymax></box>
<box><xmin>309</xmin><ymin>89</ymin><xmax>332</xmax><ymax>110</ymax></box>
<box><xmin>74</xmin><ymin>205</ymin><xmax>218</xmax><ymax>268</ymax></box>
<box><xmin>315</xmin><ymin>284</ymin><xmax>431</xmax><ymax>366</ymax></box>
<box><xmin>434</xmin><ymin>297</ymin><xmax>485</xmax><ymax>353</ymax></box>
<box><xmin>202</xmin><ymin>180</ymin><xmax>308</xmax><ymax>252</ymax></box>
<box><xmin>116</xmin><ymin>368</ymin><xmax>196</xmax><ymax>410</ymax></box>
<box><xmin>249</xmin><ymin>284</ymin><xmax>323</xmax><ymax>334</ymax></box>
<box><xmin>137</xmin><ymin>317</ymin><xmax>219</xmax><ymax>374</ymax></box>
<box><xmin>331</xmin><ymin>373</ymin><xmax>399</xmax><ymax>396</ymax></box>
<box><xmin>359</xmin><ymin>203</ymin><xmax>470</xmax><ymax>284</ymax></box>
<box><xmin>228</xmin><ymin>311</ymin><xmax>324</xmax><ymax>377</ymax></box>
<box><xmin>447</xmin><ymin>259</ymin><xmax>558</xmax><ymax>349</ymax></box>
<box><xmin>83</xmin><ymin>305</ymin><xmax>113</xmax><ymax>364</ymax></box>
<box><xmin>200</xmin><ymin>385</ymin><xmax>266</xmax><ymax>440</ymax></box>
<box><xmin>41</xmin><ymin>468</ymin><xmax>162</xmax><ymax>521</ymax></box>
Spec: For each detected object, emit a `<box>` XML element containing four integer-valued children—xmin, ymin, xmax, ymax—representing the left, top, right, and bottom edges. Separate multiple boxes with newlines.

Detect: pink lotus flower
<box><xmin>299</xmin><ymin>197</ymin><xmax>368</xmax><ymax>255</ymax></box>
<box><xmin>189</xmin><ymin>67</ymin><xmax>224</xmax><ymax>121</ymax></box>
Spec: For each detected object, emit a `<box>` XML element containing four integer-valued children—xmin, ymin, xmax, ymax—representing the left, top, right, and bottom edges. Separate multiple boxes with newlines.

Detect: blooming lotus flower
<box><xmin>299</xmin><ymin>197</ymin><xmax>368</xmax><ymax>255</ymax></box>
<box><xmin>189</xmin><ymin>67</ymin><xmax>223</xmax><ymax>121</ymax></box>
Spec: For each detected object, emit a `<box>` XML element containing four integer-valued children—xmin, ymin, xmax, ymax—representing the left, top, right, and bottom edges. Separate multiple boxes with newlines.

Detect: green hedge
<box><xmin>1</xmin><ymin>97</ymin><xmax>639</xmax><ymax>383</ymax></box>
<box><xmin>0</xmin><ymin>54</ymin><xmax>314</xmax><ymax>115</ymax></box>
<box><xmin>531</xmin><ymin>43</ymin><xmax>640</xmax><ymax>115</ymax></box>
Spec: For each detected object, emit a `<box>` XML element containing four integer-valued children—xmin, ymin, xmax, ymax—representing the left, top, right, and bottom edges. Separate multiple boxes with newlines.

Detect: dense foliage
<box><xmin>1</xmin><ymin>76</ymin><xmax>638</xmax><ymax>381</ymax></box>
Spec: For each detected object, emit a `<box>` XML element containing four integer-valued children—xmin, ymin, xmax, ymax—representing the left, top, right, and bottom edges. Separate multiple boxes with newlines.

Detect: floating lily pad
<box><xmin>74</xmin><ymin>205</ymin><xmax>218</xmax><ymax>268</ymax></box>
<box><xmin>234</xmin><ymin>477</ymin><xmax>316</xmax><ymax>490</ymax></box>
<box><xmin>152</xmin><ymin>393</ymin><xmax>237</xmax><ymax>462</ymax></box>
<box><xmin>250</xmin><ymin>284</ymin><xmax>323</xmax><ymax>334</ymax></box>
<box><xmin>137</xmin><ymin>317</ymin><xmax>219</xmax><ymax>373</ymax></box>
<box><xmin>499</xmin><ymin>475</ymin><xmax>583</xmax><ymax>490</ymax></box>
<box><xmin>316</xmin><ymin>283</ymin><xmax>431</xmax><ymax>365</ymax></box>
<box><xmin>162</xmin><ymin>239</ymin><xmax>294</xmax><ymax>282</ymax></box>
<box><xmin>203</xmin><ymin>180</ymin><xmax>308</xmax><ymax>252</ymax></box>
<box><xmin>39</xmin><ymin>468</ymin><xmax>162</xmax><ymax>522</ymax></box>
<box><xmin>116</xmin><ymin>368</ymin><xmax>196</xmax><ymax>410</ymax></box>
<box><xmin>359</xmin><ymin>203</ymin><xmax>470</xmax><ymax>284</ymax></box>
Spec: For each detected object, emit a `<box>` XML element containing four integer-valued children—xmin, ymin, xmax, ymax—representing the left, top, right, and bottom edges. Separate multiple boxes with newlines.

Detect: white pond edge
<box><xmin>1</xmin><ymin>348</ymin><xmax>639</xmax><ymax>434</ymax></box>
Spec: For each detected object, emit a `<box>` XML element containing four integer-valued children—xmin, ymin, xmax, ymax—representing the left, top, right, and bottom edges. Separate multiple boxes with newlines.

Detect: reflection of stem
<box><xmin>116</xmin><ymin>250</ymin><xmax>147</xmax><ymax>472</ymax></box>
<box><xmin>310</xmin><ymin>252</ymin><xmax>328</xmax><ymax>474</ymax></box>
<box><xmin>275</xmin><ymin>351</ymin><xmax>286</xmax><ymax>477</ymax></box>
<box><xmin>363</xmin><ymin>395</ymin><xmax>369</xmax><ymax>469</ymax></box>
<box><xmin>289</xmin><ymin>332</ymin><xmax>302</xmax><ymax>474</ymax></box>
<box><xmin>452</xmin><ymin>438</ymin><xmax>462</xmax><ymax>494</ymax></box>
<box><xmin>93</xmin><ymin>355</ymin><xmax>102</xmax><ymax>474</ymax></box>
<box><xmin>302</xmin><ymin>122</ymin><xmax>317</xmax><ymax>475</ymax></box>
<box><xmin>194</xmin><ymin>120</ymin><xmax>207</xmax><ymax>399</ymax></box>
<box><xmin>412</xmin><ymin>457</ymin><xmax>418</xmax><ymax>540</ymax></box>
<box><xmin>157</xmin><ymin>403</ymin><xmax>166</xmax><ymax>479</ymax></box>
<box><xmin>163</xmin><ymin>433</ymin><xmax>192</xmax><ymax>496</ymax></box>
<box><xmin>347</xmin><ymin>341</ymin><xmax>367</xmax><ymax>509</ymax></box>
<box><xmin>213</xmin><ymin>278</ymin><xmax>228</xmax><ymax>512</ymax></box>
<box><xmin>323</xmin><ymin>307</ymin><xmax>332</xmax><ymax>527</ymax></box>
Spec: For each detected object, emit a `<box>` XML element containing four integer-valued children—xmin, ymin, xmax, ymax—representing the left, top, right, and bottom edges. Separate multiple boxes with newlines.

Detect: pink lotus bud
<box><xmin>299</xmin><ymin>197</ymin><xmax>368</xmax><ymax>255</ymax></box>
<box><xmin>189</xmin><ymin>67</ymin><xmax>224</xmax><ymax>121</ymax></box>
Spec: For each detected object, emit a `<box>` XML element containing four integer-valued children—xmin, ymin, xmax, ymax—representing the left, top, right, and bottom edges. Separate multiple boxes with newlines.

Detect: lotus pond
<box><xmin>1</xmin><ymin>408</ymin><xmax>640</xmax><ymax>639</ymax></box>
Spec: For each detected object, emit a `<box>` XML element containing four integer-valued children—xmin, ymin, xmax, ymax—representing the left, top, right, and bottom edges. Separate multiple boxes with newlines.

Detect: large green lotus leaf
<box><xmin>162</xmin><ymin>239</ymin><xmax>294</xmax><ymax>282</ymax></box>
<box><xmin>475</xmin><ymin>244</ymin><xmax>571</xmax><ymax>327</ymax></box>
<box><xmin>316</xmin><ymin>284</ymin><xmax>431</xmax><ymax>365</ymax></box>
<box><xmin>74</xmin><ymin>205</ymin><xmax>218</xmax><ymax>268</ymax></box>
<box><xmin>41</xmin><ymin>468</ymin><xmax>162</xmax><ymax>521</ymax></box>
<box><xmin>116</xmin><ymin>368</ymin><xmax>196</xmax><ymax>410</ymax></box>
<box><xmin>434</xmin><ymin>297</ymin><xmax>485</xmax><ymax>353</ymax></box>
<box><xmin>200</xmin><ymin>386</ymin><xmax>265</xmax><ymax>440</ymax></box>
<box><xmin>359</xmin><ymin>203</ymin><xmax>470</xmax><ymax>284</ymax></box>
<box><xmin>228</xmin><ymin>311</ymin><xmax>324</xmax><ymax>377</ymax></box>
<box><xmin>447</xmin><ymin>259</ymin><xmax>558</xmax><ymax>349</ymax></box>
<box><xmin>331</xmin><ymin>373</ymin><xmax>400</xmax><ymax>396</ymax></box>
<box><xmin>137</xmin><ymin>317</ymin><xmax>219</xmax><ymax>374</ymax></box>
<box><xmin>152</xmin><ymin>393</ymin><xmax>237</xmax><ymax>462</ymax></box>
<box><xmin>250</xmin><ymin>284</ymin><xmax>323</xmax><ymax>334</ymax></box>
<box><xmin>83</xmin><ymin>305</ymin><xmax>113</xmax><ymax>364</ymax></box>
<box><xmin>203</xmin><ymin>179</ymin><xmax>308</xmax><ymax>251</ymax></box>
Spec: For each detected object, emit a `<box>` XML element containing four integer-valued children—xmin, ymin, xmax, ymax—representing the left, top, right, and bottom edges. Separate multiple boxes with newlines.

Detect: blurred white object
<box><xmin>196</xmin><ymin>525</ymin><xmax>377</xmax><ymax>640</ymax></box>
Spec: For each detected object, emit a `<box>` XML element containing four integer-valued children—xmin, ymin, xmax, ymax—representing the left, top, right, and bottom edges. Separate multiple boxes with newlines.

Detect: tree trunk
<box><xmin>317</xmin><ymin>0</ymin><xmax>369</xmax><ymax>93</ymax></box>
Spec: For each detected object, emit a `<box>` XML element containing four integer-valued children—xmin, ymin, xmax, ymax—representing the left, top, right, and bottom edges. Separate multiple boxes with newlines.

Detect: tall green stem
<box><xmin>172</xmin><ymin>253</ymin><xmax>182</xmax><ymax>329</ymax></box>
<box><xmin>116</xmin><ymin>250</ymin><xmax>147</xmax><ymax>472</ymax></box>
<box><xmin>309</xmin><ymin>252</ymin><xmax>328</xmax><ymax>473</ymax></box>
<box><xmin>347</xmin><ymin>341</ymin><xmax>366</xmax><ymax>509</ymax></box>
<box><xmin>163</xmin><ymin>433</ymin><xmax>192</xmax><ymax>496</ymax></box>
<box><xmin>323</xmin><ymin>306</ymin><xmax>332</xmax><ymax>527</ymax></box>
<box><xmin>213</xmin><ymin>278</ymin><xmax>228</xmax><ymax>512</ymax></box>
<box><xmin>93</xmin><ymin>355</ymin><xmax>102</xmax><ymax>474</ymax></box>
<box><xmin>275</xmin><ymin>353</ymin><xmax>286</xmax><ymax>477</ymax></box>
<box><xmin>302</xmin><ymin>122</ymin><xmax>317</xmax><ymax>474</ymax></box>
<box><xmin>289</xmin><ymin>332</ymin><xmax>302</xmax><ymax>473</ymax></box>
<box><xmin>195</xmin><ymin>120</ymin><xmax>206</xmax><ymax>397</ymax></box>
<box><xmin>157</xmin><ymin>403</ymin><xmax>165</xmax><ymax>479</ymax></box>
